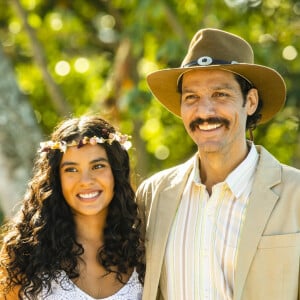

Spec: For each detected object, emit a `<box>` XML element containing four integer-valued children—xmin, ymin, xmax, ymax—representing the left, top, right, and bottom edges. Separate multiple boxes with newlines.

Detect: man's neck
<box><xmin>198</xmin><ymin>143</ymin><xmax>251</xmax><ymax>194</ymax></box>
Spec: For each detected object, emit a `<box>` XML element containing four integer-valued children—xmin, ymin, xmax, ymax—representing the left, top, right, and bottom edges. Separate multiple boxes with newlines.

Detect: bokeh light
<box><xmin>55</xmin><ymin>60</ymin><xmax>71</xmax><ymax>76</ymax></box>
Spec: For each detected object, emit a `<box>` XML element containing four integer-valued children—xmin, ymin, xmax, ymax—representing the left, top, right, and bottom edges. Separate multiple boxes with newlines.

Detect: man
<box><xmin>136</xmin><ymin>28</ymin><xmax>300</xmax><ymax>300</ymax></box>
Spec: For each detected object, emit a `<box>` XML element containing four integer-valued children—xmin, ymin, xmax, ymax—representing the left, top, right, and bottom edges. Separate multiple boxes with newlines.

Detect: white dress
<box><xmin>37</xmin><ymin>270</ymin><xmax>143</xmax><ymax>300</ymax></box>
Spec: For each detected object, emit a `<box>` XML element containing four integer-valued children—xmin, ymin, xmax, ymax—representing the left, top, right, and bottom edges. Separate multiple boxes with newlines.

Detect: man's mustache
<box><xmin>189</xmin><ymin>117</ymin><xmax>230</xmax><ymax>132</ymax></box>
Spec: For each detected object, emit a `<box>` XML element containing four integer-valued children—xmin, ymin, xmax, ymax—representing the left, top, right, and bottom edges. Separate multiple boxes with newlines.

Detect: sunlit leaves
<box><xmin>282</xmin><ymin>45</ymin><xmax>298</xmax><ymax>61</ymax></box>
<box><xmin>0</xmin><ymin>0</ymin><xmax>299</xmax><ymax>177</ymax></box>
<box><xmin>256</xmin><ymin>108</ymin><xmax>299</xmax><ymax>165</ymax></box>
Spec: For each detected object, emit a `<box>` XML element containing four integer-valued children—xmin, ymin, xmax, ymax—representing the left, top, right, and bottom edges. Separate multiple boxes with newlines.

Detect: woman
<box><xmin>0</xmin><ymin>115</ymin><xmax>145</xmax><ymax>299</ymax></box>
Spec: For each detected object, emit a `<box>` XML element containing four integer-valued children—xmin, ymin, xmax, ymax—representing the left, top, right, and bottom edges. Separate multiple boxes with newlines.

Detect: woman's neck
<box><xmin>74</xmin><ymin>212</ymin><xmax>107</xmax><ymax>245</ymax></box>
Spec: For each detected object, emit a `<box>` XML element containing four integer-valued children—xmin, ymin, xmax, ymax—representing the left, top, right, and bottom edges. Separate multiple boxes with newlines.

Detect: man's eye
<box><xmin>183</xmin><ymin>94</ymin><xmax>198</xmax><ymax>102</ymax></box>
<box><xmin>214</xmin><ymin>92</ymin><xmax>228</xmax><ymax>97</ymax></box>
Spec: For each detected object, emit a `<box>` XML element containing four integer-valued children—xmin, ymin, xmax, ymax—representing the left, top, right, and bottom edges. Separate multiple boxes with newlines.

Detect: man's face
<box><xmin>180</xmin><ymin>69</ymin><xmax>258</xmax><ymax>156</ymax></box>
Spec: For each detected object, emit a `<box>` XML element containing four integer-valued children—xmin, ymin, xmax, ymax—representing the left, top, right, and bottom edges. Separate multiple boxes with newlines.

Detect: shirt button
<box><xmin>204</xmin><ymin>289</ymin><xmax>209</xmax><ymax>298</ymax></box>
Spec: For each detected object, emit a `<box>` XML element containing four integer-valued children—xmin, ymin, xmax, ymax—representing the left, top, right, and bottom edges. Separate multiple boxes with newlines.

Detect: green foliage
<box><xmin>0</xmin><ymin>207</ymin><xmax>3</xmax><ymax>226</ymax></box>
<box><xmin>0</xmin><ymin>0</ymin><xmax>299</xmax><ymax>179</ymax></box>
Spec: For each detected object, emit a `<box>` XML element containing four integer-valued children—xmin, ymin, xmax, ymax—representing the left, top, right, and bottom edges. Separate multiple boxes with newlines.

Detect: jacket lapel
<box><xmin>146</xmin><ymin>157</ymin><xmax>194</xmax><ymax>299</ymax></box>
<box><xmin>233</xmin><ymin>146</ymin><xmax>281</xmax><ymax>300</ymax></box>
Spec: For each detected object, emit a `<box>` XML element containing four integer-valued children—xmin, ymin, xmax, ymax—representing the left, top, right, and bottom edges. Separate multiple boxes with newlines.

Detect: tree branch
<box><xmin>10</xmin><ymin>0</ymin><xmax>72</xmax><ymax>116</ymax></box>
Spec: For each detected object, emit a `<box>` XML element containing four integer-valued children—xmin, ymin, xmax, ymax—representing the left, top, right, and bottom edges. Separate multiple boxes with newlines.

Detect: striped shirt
<box><xmin>161</xmin><ymin>144</ymin><xmax>258</xmax><ymax>300</ymax></box>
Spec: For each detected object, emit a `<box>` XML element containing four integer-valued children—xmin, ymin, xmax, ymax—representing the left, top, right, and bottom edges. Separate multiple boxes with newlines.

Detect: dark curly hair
<box><xmin>0</xmin><ymin>115</ymin><xmax>145</xmax><ymax>299</ymax></box>
<box><xmin>233</xmin><ymin>74</ymin><xmax>263</xmax><ymax>131</ymax></box>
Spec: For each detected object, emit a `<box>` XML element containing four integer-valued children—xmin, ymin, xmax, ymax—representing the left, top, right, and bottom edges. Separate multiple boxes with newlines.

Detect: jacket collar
<box><xmin>233</xmin><ymin>146</ymin><xmax>281</xmax><ymax>299</ymax></box>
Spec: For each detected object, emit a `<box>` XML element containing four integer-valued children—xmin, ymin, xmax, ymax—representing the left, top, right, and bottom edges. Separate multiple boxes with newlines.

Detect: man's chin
<box><xmin>197</xmin><ymin>141</ymin><xmax>223</xmax><ymax>154</ymax></box>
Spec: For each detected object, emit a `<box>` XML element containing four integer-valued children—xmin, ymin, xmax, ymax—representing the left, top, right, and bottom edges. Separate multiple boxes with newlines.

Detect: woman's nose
<box><xmin>79</xmin><ymin>170</ymin><xmax>94</xmax><ymax>184</ymax></box>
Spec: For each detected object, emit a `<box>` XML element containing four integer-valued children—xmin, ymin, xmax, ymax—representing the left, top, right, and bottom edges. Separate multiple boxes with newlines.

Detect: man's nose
<box><xmin>196</xmin><ymin>96</ymin><xmax>216</xmax><ymax>117</ymax></box>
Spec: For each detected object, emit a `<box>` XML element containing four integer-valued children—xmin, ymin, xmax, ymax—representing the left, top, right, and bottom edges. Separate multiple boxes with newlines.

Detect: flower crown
<box><xmin>39</xmin><ymin>131</ymin><xmax>132</xmax><ymax>153</ymax></box>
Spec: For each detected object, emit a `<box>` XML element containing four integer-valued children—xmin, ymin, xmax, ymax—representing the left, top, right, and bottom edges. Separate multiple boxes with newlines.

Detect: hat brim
<box><xmin>147</xmin><ymin>64</ymin><xmax>286</xmax><ymax>124</ymax></box>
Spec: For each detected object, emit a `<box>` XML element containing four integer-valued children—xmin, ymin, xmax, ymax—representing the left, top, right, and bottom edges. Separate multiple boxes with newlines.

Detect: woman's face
<box><xmin>59</xmin><ymin>143</ymin><xmax>114</xmax><ymax>218</ymax></box>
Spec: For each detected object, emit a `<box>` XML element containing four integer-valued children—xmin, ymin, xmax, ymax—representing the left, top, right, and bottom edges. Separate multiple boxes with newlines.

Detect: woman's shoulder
<box><xmin>0</xmin><ymin>287</ymin><xmax>20</xmax><ymax>300</ymax></box>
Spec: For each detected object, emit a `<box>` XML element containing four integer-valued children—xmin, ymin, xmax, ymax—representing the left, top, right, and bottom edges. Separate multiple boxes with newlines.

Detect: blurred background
<box><xmin>0</xmin><ymin>0</ymin><xmax>299</xmax><ymax>221</ymax></box>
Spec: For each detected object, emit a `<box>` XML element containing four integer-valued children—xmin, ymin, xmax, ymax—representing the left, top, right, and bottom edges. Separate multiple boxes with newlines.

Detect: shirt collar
<box><xmin>225</xmin><ymin>142</ymin><xmax>258</xmax><ymax>197</ymax></box>
<box><xmin>192</xmin><ymin>142</ymin><xmax>259</xmax><ymax>197</ymax></box>
<box><xmin>193</xmin><ymin>154</ymin><xmax>202</xmax><ymax>185</ymax></box>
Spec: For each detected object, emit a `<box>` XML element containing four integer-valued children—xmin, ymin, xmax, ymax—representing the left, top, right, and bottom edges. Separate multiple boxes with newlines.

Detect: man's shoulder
<box><xmin>281</xmin><ymin>162</ymin><xmax>300</xmax><ymax>179</ymax></box>
<box><xmin>139</xmin><ymin>156</ymin><xmax>194</xmax><ymax>188</ymax></box>
<box><xmin>148</xmin><ymin>163</ymin><xmax>183</xmax><ymax>179</ymax></box>
<box><xmin>144</xmin><ymin>162</ymin><xmax>188</xmax><ymax>183</ymax></box>
<box><xmin>257</xmin><ymin>145</ymin><xmax>300</xmax><ymax>179</ymax></box>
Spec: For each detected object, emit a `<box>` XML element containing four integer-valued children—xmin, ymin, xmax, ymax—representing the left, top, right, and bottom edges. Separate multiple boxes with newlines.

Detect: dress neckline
<box><xmin>66</xmin><ymin>270</ymin><xmax>139</xmax><ymax>299</ymax></box>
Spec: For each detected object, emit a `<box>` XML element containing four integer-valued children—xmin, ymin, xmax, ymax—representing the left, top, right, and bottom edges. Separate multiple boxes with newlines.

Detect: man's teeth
<box><xmin>79</xmin><ymin>192</ymin><xmax>99</xmax><ymax>199</ymax></box>
<box><xmin>199</xmin><ymin>123</ymin><xmax>222</xmax><ymax>130</ymax></box>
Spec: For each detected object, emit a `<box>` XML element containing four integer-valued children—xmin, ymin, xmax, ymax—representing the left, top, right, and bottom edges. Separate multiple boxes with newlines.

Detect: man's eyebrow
<box><xmin>181</xmin><ymin>87</ymin><xmax>195</xmax><ymax>93</ymax></box>
<box><xmin>182</xmin><ymin>84</ymin><xmax>235</xmax><ymax>93</ymax></box>
<box><xmin>214</xmin><ymin>84</ymin><xmax>235</xmax><ymax>90</ymax></box>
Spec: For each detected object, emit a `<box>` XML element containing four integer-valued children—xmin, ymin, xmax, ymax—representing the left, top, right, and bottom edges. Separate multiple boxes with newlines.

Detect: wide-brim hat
<box><xmin>147</xmin><ymin>28</ymin><xmax>286</xmax><ymax>124</ymax></box>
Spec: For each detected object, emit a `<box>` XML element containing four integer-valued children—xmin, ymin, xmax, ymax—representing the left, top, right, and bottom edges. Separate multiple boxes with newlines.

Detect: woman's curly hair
<box><xmin>0</xmin><ymin>115</ymin><xmax>145</xmax><ymax>299</ymax></box>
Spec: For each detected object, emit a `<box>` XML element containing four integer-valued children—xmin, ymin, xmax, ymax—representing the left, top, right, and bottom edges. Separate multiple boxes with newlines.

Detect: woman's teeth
<box><xmin>79</xmin><ymin>192</ymin><xmax>99</xmax><ymax>199</ymax></box>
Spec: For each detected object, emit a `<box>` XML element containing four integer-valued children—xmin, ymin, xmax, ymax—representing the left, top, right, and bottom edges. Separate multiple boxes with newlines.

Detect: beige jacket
<box><xmin>136</xmin><ymin>146</ymin><xmax>300</xmax><ymax>300</ymax></box>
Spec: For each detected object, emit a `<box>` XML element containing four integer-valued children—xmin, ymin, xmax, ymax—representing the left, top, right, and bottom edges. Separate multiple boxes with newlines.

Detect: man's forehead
<box><xmin>181</xmin><ymin>69</ymin><xmax>237</xmax><ymax>89</ymax></box>
<box><xmin>181</xmin><ymin>68</ymin><xmax>236</xmax><ymax>80</ymax></box>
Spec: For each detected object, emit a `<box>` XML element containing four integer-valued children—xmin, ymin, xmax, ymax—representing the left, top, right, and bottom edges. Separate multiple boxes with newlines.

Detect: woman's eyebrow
<box><xmin>60</xmin><ymin>157</ymin><xmax>109</xmax><ymax>168</ymax></box>
<box><xmin>90</xmin><ymin>157</ymin><xmax>109</xmax><ymax>164</ymax></box>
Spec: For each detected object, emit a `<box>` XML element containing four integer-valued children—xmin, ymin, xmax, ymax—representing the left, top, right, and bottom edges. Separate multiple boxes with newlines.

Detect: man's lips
<box><xmin>189</xmin><ymin>117</ymin><xmax>230</xmax><ymax>132</ymax></box>
<box><xmin>198</xmin><ymin>122</ymin><xmax>223</xmax><ymax>131</ymax></box>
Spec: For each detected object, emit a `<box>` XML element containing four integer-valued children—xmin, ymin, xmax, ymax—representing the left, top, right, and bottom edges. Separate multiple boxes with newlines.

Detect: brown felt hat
<box><xmin>147</xmin><ymin>28</ymin><xmax>286</xmax><ymax>124</ymax></box>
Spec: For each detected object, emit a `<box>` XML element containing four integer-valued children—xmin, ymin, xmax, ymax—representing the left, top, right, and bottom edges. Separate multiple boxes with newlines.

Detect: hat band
<box><xmin>177</xmin><ymin>57</ymin><xmax>254</xmax><ymax>90</ymax></box>
<box><xmin>183</xmin><ymin>56</ymin><xmax>238</xmax><ymax>67</ymax></box>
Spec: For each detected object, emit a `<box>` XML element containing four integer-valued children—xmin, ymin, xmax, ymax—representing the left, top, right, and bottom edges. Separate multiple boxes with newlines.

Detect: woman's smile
<box><xmin>77</xmin><ymin>190</ymin><xmax>102</xmax><ymax>201</ymax></box>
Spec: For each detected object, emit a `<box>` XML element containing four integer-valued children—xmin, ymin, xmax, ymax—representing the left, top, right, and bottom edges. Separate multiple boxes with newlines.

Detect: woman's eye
<box><xmin>93</xmin><ymin>163</ymin><xmax>105</xmax><ymax>170</ymax></box>
<box><xmin>64</xmin><ymin>167</ymin><xmax>77</xmax><ymax>173</ymax></box>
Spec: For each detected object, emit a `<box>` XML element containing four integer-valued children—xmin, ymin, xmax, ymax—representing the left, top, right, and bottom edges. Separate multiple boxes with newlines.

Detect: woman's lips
<box><xmin>77</xmin><ymin>191</ymin><xmax>101</xmax><ymax>200</ymax></box>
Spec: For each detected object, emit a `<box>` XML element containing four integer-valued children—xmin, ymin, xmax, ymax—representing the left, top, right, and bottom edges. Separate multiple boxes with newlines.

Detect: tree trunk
<box><xmin>0</xmin><ymin>46</ymin><xmax>42</xmax><ymax>218</ymax></box>
<box><xmin>10</xmin><ymin>0</ymin><xmax>71</xmax><ymax>116</ymax></box>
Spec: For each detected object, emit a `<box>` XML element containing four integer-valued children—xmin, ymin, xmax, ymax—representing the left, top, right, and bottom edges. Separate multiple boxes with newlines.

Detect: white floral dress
<box><xmin>37</xmin><ymin>270</ymin><xmax>143</xmax><ymax>300</ymax></box>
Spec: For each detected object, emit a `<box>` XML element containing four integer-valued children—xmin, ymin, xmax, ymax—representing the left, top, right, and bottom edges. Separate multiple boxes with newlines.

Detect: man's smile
<box><xmin>189</xmin><ymin>117</ymin><xmax>230</xmax><ymax>132</ymax></box>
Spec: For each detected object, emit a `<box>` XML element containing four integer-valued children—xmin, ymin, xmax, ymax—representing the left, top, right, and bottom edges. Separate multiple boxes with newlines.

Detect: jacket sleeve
<box><xmin>136</xmin><ymin>179</ymin><xmax>154</xmax><ymax>242</ymax></box>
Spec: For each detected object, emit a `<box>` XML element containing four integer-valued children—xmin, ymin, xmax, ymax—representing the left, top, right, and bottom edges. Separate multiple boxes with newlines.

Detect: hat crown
<box><xmin>146</xmin><ymin>28</ymin><xmax>286</xmax><ymax>124</ymax></box>
<box><xmin>181</xmin><ymin>28</ymin><xmax>254</xmax><ymax>67</ymax></box>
